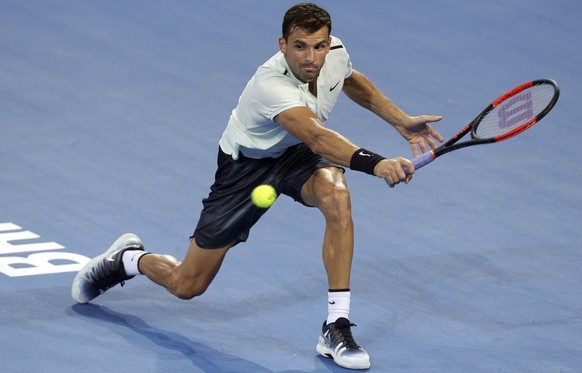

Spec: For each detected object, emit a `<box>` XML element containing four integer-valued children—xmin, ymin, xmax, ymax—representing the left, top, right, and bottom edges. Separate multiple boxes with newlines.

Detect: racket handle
<box><xmin>404</xmin><ymin>151</ymin><xmax>435</xmax><ymax>174</ymax></box>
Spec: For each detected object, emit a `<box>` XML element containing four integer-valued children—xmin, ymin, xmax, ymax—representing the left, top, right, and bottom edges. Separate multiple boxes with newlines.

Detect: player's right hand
<box><xmin>373</xmin><ymin>157</ymin><xmax>413</xmax><ymax>188</ymax></box>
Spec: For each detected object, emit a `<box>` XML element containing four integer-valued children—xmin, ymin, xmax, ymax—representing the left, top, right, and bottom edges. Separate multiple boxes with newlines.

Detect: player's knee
<box><xmin>316</xmin><ymin>176</ymin><xmax>352</xmax><ymax>223</ymax></box>
<box><xmin>172</xmin><ymin>282</ymin><xmax>209</xmax><ymax>300</ymax></box>
<box><xmin>327</xmin><ymin>189</ymin><xmax>352</xmax><ymax>224</ymax></box>
<box><xmin>170</xmin><ymin>274</ymin><xmax>212</xmax><ymax>300</ymax></box>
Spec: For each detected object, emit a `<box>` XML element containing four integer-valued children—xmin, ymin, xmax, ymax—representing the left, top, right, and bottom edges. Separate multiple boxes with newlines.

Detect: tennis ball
<box><xmin>251</xmin><ymin>184</ymin><xmax>277</xmax><ymax>208</ymax></box>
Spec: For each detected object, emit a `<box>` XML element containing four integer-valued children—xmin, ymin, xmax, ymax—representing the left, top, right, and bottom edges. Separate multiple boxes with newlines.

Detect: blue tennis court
<box><xmin>1</xmin><ymin>1</ymin><xmax>581</xmax><ymax>371</ymax></box>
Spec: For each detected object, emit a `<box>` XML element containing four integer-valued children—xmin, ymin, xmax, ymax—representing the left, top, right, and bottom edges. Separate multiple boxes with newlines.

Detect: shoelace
<box><xmin>334</xmin><ymin>322</ymin><xmax>361</xmax><ymax>349</ymax></box>
<box><xmin>88</xmin><ymin>256</ymin><xmax>125</xmax><ymax>291</ymax></box>
<box><xmin>87</xmin><ymin>244</ymin><xmax>142</xmax><ymax>291</ymax></box>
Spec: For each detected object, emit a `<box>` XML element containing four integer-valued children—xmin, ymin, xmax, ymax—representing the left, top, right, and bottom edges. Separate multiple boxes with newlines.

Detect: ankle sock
<box><xmin>122</xmin><ymin>250</ymin><xmax>148</xmax><ymax>276</ymax></box>
<box><xmin>327</xmin><ymin>289</ymin><xmax>351</xmax><ymax>324</ymax></box>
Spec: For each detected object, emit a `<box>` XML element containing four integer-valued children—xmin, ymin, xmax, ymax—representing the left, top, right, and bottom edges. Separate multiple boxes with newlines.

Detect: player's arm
<box><xmin>275</xmin><ymin>106</ymin><xmax>413</xmax><ymax>187</ymax></box>
<box><xmin>342</xmin><ymin>70</ymin><xmax>444</xmax><ymax>157</ymax></box>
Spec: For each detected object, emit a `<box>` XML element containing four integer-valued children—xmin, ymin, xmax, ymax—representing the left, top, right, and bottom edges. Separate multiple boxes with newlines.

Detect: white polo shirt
<box><xmin>219</xmin><ymin>36</ymin><xmax>353</xmax><ymax>159</ymax></box>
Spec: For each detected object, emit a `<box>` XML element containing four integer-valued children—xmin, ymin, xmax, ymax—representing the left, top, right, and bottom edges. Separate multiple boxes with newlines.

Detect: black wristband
<box><xmin>350</xmin><ymin>148</ymin><xmax>385</xmax><ymax>175</ymax></box>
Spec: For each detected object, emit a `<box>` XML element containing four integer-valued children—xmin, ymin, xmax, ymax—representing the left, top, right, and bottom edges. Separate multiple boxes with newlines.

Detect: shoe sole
<box><xmin>316</xmin><ymin>335</ymin><xmax>371</xmax><ymax>370</ymax></box>
<box><xmin>71</xmin><ymin>233</ymin><xmax>142</xmax><ymax>304</ymax></box>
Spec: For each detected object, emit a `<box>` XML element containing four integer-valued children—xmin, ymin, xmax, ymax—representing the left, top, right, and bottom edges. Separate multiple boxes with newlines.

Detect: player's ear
<box><xmin>278</xmin><ymin>36</ymin><xmax>286</xmax><ymax>53</ymax></box>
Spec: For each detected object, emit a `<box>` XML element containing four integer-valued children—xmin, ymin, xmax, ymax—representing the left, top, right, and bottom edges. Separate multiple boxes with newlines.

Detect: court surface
<box><xmin>1</xmin><ymin>1</ymin><xmax>581</xmax><ymax>372</ymax></box>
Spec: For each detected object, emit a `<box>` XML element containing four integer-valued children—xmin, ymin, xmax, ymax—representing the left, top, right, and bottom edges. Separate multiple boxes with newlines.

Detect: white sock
<box><xmin>122</xmin><ymin>250</ymin><xmax>148</xmax><ymax>276</ymax></box>
<box><xmin>327</xmin><ymin>290</ymin><xmax>351</xmax><ymax>324</ymax></box>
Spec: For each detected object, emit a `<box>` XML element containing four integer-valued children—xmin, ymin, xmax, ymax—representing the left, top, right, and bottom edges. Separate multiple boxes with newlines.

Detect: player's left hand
<box><xmin>398</xmin><ymin>115</ymin><xmax>444</xmax><ymax>157</ymax></box>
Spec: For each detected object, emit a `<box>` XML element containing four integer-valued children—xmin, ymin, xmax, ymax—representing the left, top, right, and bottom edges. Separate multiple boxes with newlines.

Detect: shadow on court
<box><xmin>69</xmin><ymin>304</ymin><xmax>332</xmax><ymax>373</ymax></box>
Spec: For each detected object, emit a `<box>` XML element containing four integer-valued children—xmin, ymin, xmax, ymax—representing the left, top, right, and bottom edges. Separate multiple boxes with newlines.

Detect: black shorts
<box><xmin>192</xmin><ymin>143</ymin><xmax>343</xmax><ymax>249</ymax></box>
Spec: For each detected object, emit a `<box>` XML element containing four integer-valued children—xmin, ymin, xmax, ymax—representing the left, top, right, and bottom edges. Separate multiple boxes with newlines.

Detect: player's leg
<box><xmin>300</xmin><ymin>166</ymin><xmax>353</xmax><ymax>290</ymax></box>
<box><xmin>137</xmin><ymin>241</ymin><xmax>230</xmax><ymax>300</ymax></box>
<box><xmin>301</xmin><ymin>166</ymin><xmax>371</xmax><ymax>370</ymax></box>
<box><xmin>71</xmin><ymin>233</ymin><xmax>231</xmax><ymax>303</ymax></box>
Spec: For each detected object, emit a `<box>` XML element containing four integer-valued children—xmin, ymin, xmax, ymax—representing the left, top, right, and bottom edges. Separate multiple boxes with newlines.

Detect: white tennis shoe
<box><xmin>71</xmin><ymin>233</ymin><xmax>143</xmax><ymax>304</ymax></box>
<box><xmin>316</xmin><ymin>317</ymin><xmax>370</xmax><ymax>370</ymax></box>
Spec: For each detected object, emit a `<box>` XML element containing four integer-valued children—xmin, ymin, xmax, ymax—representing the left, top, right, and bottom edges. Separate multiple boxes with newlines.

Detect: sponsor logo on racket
<box><xmin>498</xmin><ymin>91</ymin><xmax>533</xmax><ymax>129</ymax></box>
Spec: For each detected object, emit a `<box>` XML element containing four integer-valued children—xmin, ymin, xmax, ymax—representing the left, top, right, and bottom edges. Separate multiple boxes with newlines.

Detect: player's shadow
<box><xmin>70</xmin><ymin>304</ymin><xmax>280</xmax><ymax>373</ymax></box>
<box><xmin>70</xmin><ymin>304</ymin><xmax>349</xmax><ymax>372</ymax></box>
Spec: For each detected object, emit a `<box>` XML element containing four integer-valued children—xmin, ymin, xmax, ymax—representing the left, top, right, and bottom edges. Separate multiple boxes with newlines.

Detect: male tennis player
<box><xmin>72</xmin><ymin>3</ymin><xmax>443</xmax><ymax>370</ymax></box>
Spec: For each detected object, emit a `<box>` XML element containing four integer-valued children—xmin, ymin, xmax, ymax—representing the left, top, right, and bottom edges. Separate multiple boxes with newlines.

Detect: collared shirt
<box><xmin>219</xmin><ymin>36</ymin><xmax>353</xmax><ymax>159</ymax></box>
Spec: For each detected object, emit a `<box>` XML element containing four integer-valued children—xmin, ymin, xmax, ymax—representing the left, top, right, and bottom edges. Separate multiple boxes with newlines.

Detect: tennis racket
<box><xmin>410</xmin><ymin>79</ymin><xmax>560</xmax><ymax>171</ymax></box>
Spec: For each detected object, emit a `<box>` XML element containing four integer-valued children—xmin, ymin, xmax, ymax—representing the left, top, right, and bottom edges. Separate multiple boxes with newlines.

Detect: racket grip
<box><xmin>404</xmin><ymin>151</ymin><xmax>435</xmax><ymax>174</ymax></box>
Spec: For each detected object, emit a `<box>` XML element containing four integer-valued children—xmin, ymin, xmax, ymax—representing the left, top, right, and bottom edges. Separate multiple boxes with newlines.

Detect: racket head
<box><xmin>471</xmin><ymin>79</ymin><xmax>559</xmax><ymax>142</ymax></box>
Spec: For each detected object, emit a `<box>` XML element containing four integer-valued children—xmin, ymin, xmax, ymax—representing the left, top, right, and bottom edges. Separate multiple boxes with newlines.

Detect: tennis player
<box><xmin>72</xmin><ymin>3</ymin><xmax>443</xmax><ymax>370</ymax></box>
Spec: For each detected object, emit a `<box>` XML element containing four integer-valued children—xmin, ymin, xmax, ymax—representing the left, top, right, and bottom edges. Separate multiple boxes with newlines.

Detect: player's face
<box><xmin>279</xmin><ymin>27</ymin><xmax>331</xmax><ymax>83</ymax></box>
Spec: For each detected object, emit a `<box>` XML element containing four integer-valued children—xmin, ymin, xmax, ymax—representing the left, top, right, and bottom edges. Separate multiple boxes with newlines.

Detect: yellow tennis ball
<box><xmin>251</xmin><ymin>184</ymin><xmax>277</xmax><ymax>208</ymax></box>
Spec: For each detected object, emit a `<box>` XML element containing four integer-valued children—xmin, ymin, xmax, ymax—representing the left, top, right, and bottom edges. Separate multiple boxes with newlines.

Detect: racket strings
<box><xmin>475</xmin><ymin>84</ymin><xmax>556</xmax><ymax>139</ymax></box>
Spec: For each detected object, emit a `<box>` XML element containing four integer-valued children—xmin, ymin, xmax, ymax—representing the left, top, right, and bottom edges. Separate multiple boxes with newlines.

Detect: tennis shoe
<box><xmin>316</xmin><ymin>317</ymin><xmax>370</xmax><ymax>370</ymax></box>
<box><xmin>72</xmin><ymin>233</ymin><xmax>144</xmax><ymax>304</ymax></box>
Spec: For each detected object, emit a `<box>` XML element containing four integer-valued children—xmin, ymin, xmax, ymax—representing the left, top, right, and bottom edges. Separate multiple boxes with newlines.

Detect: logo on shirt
<box><xmin>329</xmin><ymin>81</ymin><xmax>341</xmax><ymax>91</ymax></box>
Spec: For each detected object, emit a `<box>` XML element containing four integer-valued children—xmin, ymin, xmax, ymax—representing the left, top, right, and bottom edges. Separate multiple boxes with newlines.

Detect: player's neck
<box><xmin>309</xmin><ymin>80</ymin><xmax>317</xmax><ymax>97</ymax></box>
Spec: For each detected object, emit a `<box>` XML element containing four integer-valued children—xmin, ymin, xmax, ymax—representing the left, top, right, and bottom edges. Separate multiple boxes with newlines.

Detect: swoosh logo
<box><xmin>328</xmin><ymin>301</ymin><xmax>336</xmax><ymax>305</ymax></box>
<box><xmin>329</xmin><ymin>81</ymin><xmax>340</xmax><ymax>91</ymax></box>
<box><xmin>106</xmin><ymin>249</ymin><xmax>122</xmax><ymax>262</ymax></box>
<box><xmin>358</xmin><ymin>151</ymin><xmax>371</xmax><ymax>157</ymax></box>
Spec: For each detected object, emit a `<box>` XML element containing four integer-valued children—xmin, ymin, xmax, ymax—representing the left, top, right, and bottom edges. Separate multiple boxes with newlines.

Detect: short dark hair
<box><xmin>282</xmin><ymin>3</ymin><xmax>332</xmax><ymax>40</ymax></box>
